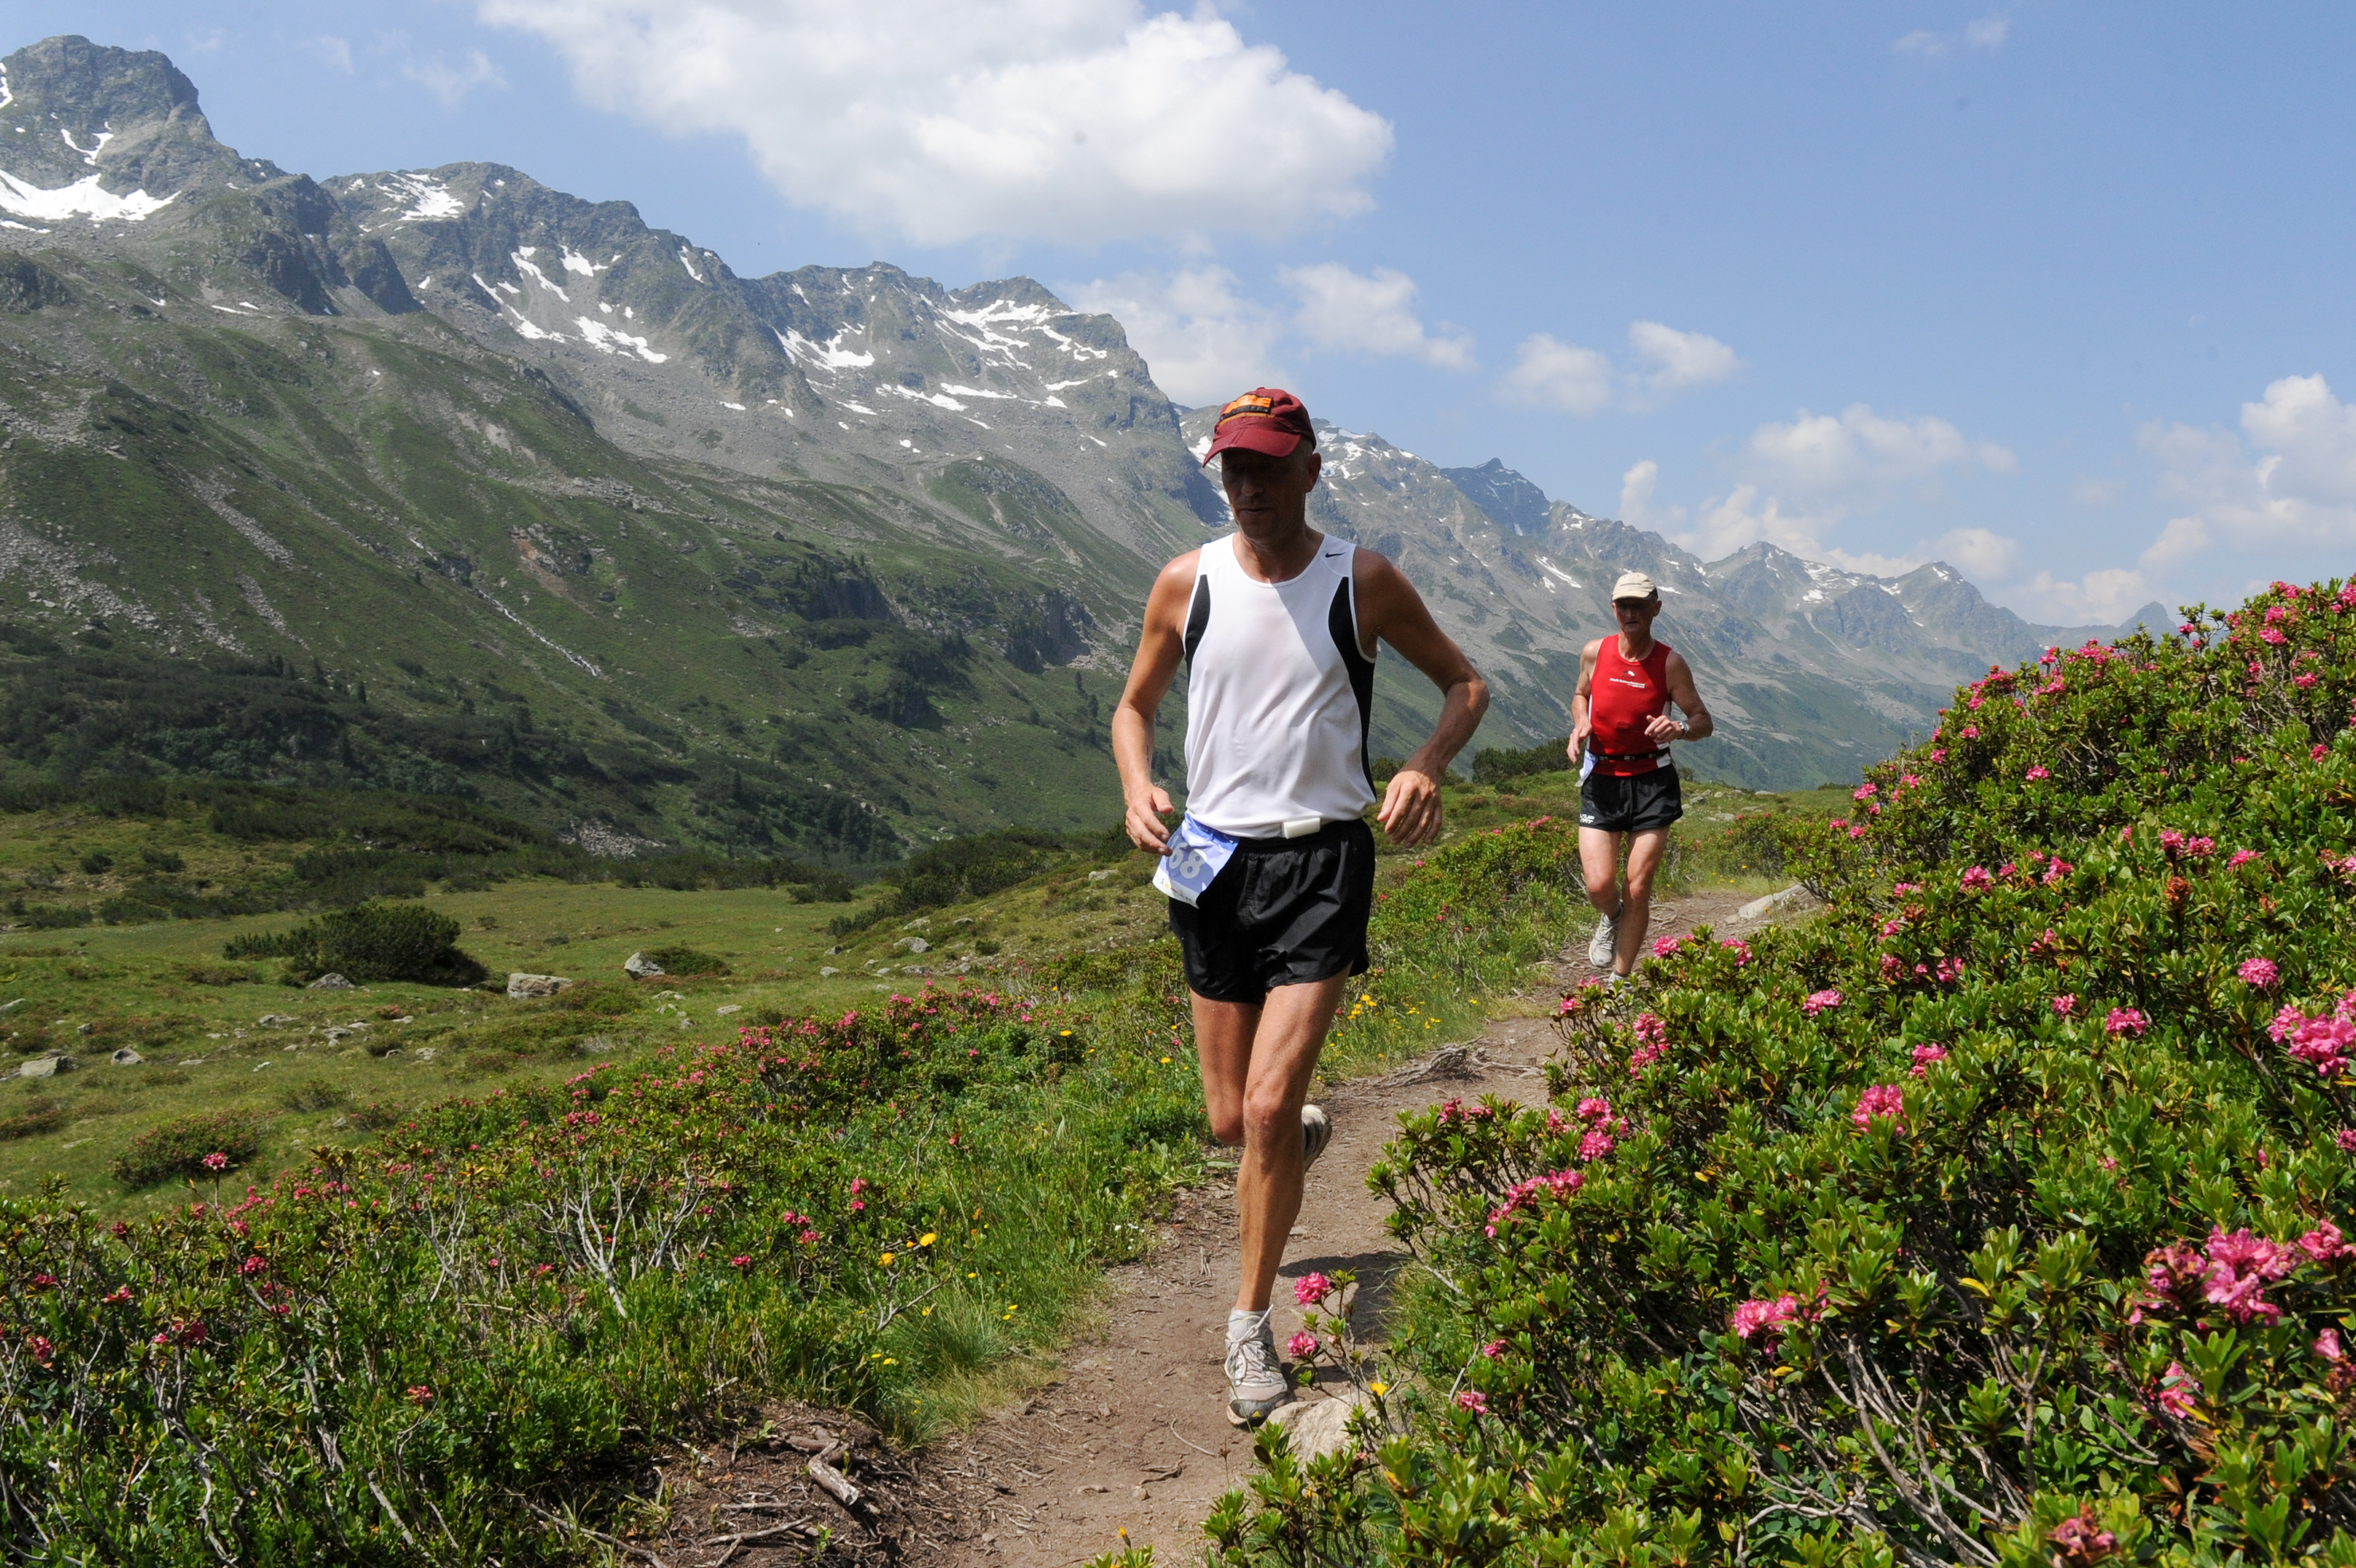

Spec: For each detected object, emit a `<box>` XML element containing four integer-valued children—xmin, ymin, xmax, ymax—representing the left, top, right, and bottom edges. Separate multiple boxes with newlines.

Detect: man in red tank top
<box><xmin>1569</xmin><ymin>572</ymin><xmax>1715</xmax><ymax>981</ymax></box>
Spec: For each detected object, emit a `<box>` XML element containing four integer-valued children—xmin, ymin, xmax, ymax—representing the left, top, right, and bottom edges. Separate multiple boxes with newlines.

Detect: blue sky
<box><xmin>12</xmin><ymin>2</ymin><xmax>2356</xmax><ymax>624</ymax></box>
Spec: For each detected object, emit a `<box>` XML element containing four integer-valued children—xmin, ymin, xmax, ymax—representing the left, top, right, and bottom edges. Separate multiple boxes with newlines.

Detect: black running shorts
<box><xmin>1579</xmin><ymin>767</ymin><xmax>1684</xmax><ymax>833</ymax></box>
<box><xmin>1167</xmin><ymin>820</ymin><xmax>1376</xmax><ymax>1002</ymax></box>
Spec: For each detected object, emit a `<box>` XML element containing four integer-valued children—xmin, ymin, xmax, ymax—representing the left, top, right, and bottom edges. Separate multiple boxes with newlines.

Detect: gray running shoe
<box><xmin>1226</xmin><ymin>1320</ymin><xmax>1292</xmax><ymax>1425</ymax></box>
<box><xmin>1302</xmin><ymin>1104</ymin><xmax>1332</xmax><ymax>1171</ymax></box>
<box><xmin>1587</xmin><ymin>908</ymin><xmax>1621</xmax><ymax>968</ymax></box>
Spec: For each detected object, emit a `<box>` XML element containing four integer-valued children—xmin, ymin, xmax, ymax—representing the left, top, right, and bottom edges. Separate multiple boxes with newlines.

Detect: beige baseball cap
<box><xmin>1610</xmin><ymin>571</ymin><xmax>1659</xmax><ymax>603</ymax></box>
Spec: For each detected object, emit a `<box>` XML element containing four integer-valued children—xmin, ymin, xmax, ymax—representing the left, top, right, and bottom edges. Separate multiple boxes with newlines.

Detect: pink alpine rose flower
<box><xmin>2026</xmin><ymin>765</ymin><xmax>2050</xmax><ymax>781</ymax></box>
<box><xmin>1293</xmin><ymin>1272</ymin><xmax>1333</xmax><ymax>1307</ymax></box>
<box><xmin>2154</xmin><ymin>1363</ymin><xmax>2198</xmax><ymax>1418</ymax></box>
<box><xmin>2053</xmin><ymin>994</ymin><xmax>2077</xmax><ymax>1017</ymax></box>
<box><xmin>2239</xmin><ymin>957</ymin><xmax>2279</xmax><ymax>989</ymax></box>
<box><xmin>1802</xmin><ymin>989</ymin><xmax>1843</xmax><ymax>1017</ymax></box>
<box><xmin>1455</xmin><ymin>1389</ymin><xmax>1489</xmax><ymax>1414</ymax></box>
<box><xmin>1960</xmin><ymin>866</ymin><xmax>1994</xmax><ymax>891</ymax></box>
<box><xmin>2104</xmin><ymin>1008</ymin><xmax>2149</xmax><ymax>1037</ymax></box>
<box><xmin>1909</xmin><ymin>1043</ymin><xmax>1949</xmax><ymax>1078</ymax></box>
<box><xmin>1851</xmin><ymin>1084</ymin><xmax>1907</xmax><ymax>1133</ymax></box>
<box><xmin>1287</xmin><ymin>1332</ymin><xmax>1319</xmax><ymax>1359</ymax></box>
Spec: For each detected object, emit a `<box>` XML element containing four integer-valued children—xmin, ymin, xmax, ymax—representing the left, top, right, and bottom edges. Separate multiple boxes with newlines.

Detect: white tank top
<box><xmin>1179</xmin><ymin>532</ymin><xmax>1378</xmax><ymax>839</ymax></box>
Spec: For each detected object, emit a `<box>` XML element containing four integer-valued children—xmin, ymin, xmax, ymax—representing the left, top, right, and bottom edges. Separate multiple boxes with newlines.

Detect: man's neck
<box><xmin>1232</xmin><ymin>518</ymin><xmax>1322</xmax><ymax>584</ymax></box>
<box><xmin>1616</xmin><ymin>628</ymin><xmax>1655</xmax><ymax>660</ymax></box>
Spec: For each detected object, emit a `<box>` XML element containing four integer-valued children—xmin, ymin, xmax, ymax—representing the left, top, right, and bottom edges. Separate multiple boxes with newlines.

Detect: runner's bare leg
<box><xmin>1579</xmin><ymin>827</ymin><xmax>1626</xmax><ymax>920</ymax></box>
<box><xmin>1193</xmin><ymin>975</ymin><xmax>1348</xmax><ymax>1312</ymax></box>
<box><xmin>1612</xmin><ymin>827</ymin><xmax>1673</xmax><ymax>975</ymax></box>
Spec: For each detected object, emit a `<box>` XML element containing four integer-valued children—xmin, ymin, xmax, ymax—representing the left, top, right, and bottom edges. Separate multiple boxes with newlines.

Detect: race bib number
<box><xmin>1151</xmin><ymin>814</ymin><xmax>1239</xmax><ymax>906</ymax></box>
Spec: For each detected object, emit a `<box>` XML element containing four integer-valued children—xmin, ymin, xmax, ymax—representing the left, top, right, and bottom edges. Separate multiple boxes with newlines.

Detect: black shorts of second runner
<box><xmin>1579</xmin><ymin>766</ymin><xmax>1684</xmax><ymax>833</ymax></box>
<box><xmin>1167</xmin><ymin>819</ymin><xmax>1376</xmax><ymax>1003</ymax></box>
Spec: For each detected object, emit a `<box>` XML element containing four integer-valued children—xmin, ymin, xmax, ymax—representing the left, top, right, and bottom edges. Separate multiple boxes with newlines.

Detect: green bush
<box><xmin>1209</xmin><ymin>575</ymin><xmax>2356</xmax><ymax>1567</ymax></box>
<box><xmin>1468</xmin><ymin>739</ymin><xmax>1570</xmax><ymax>786</ymax></box>
<box><xmin>109</xmin><ymin>1110</ymin><xmax>266</xmax><ymax>1187</ymax></box>
<box><xmin>639</xmin><ymin>944</ymin><xmax>730</xmax><ymax>977</ymax></box>
<box><xmin>224</xmin><ymin>900</ymin><xmax>488</xmax><ymax>985</ymax></box>
<box><xmin>0</xmin><ymin>1099</ymin><xmax>63</xmax><ymax>1142</ymax></box>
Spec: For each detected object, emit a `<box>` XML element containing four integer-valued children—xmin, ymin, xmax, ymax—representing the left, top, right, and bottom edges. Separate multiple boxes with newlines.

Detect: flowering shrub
<box><xmin>1212</xmin><ymin>575</ymin><xmax>2356</xmax><ymax>1567</ymax></box>
<box><xmin>107</xmin><ymin>1110</ymin><xmax>266</xmax><ymax>1188</ymax></box>
<box><xmin>3</xmin><ymin>987</ymin><xmax>1205</xmax><ymax>1559</ymax></box>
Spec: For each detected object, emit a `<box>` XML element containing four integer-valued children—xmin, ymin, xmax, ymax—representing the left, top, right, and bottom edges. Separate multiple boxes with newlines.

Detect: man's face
<box><xmin>1218</xmin><ymin>444</ymin><xmax>1322</xmax><ymax>534</ymax></box>
<box><xmin>1613</xmin><ymin>597</ymin><xmax>1660</xmax><ymax>634</ymax></box>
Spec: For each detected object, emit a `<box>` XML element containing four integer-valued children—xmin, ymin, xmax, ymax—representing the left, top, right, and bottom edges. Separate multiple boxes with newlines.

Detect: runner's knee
<box><xmin>1208</xmin><ymin>1106</ymin><xmax>1246</xmax><ymax>1146</ymax></box>
<box><xmin>1239</xmin><ymin>1087</ymin><xmax>1299</xmax><ymax>1150</ymax></box>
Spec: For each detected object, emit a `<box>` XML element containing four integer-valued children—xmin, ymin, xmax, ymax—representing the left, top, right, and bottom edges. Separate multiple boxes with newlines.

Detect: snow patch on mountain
<box><xmin>777</xmin><ymin>329</ymin><xmax>874</xmax><ymax>371</ymax></box>
<box><xmin>59</xmin><ymin>128</ymin><xmax>111</xmax><ymax>166</ymax></box>
<box><xmin>510</xmin><ymin>250</ymin><xmax>569</xmax><ymax>301</ymax></box>
<box><xmin>883</xmin><ymin>383</ymin><xmax>965</xmax><ymax>412</ymax></box>
<box><xmin>381</xmin><ymin>173</ymin><xmax>464</xmax><ymax>222</ymax></box>
<box><xmin>0</xmin><ymin>170</ymin><xmax>174</xmax><ymax>224</ymax></box>
<box><xmin>575</xmin><ymin>316</ymin><xmax>666</xmax><ymax>362</ymax></box>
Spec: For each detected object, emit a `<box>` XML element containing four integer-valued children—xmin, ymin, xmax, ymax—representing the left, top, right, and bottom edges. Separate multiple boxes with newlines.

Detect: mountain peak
<box><xmin>1</xmin><ymin>35</ymin><xmax>258</xmax><ymax>199</ymax></box>
<box><xmin>1438</xmin><ymin>457</ymin><xmax>1551</xmax><ymax>536</ymax></box>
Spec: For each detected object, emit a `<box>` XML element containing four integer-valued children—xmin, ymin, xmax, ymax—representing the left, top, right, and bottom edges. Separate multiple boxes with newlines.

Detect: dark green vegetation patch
<box><xmin>223</xmin><ymin>901</ymin><xmax>488</xmax><ymax>986</ymax></box>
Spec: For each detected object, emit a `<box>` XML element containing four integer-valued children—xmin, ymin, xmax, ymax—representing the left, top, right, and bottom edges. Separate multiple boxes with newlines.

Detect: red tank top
<box><xmin>1589</xmin><ymin>638</ymin><xmax>1674</xmax><ymax>777</ymax></box>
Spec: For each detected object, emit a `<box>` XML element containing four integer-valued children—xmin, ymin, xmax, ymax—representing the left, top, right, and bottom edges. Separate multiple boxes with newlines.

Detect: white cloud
<box><xmin>1626</xmin><ymin>321</ymin><xmax>1740</xmax><ymax>399</ymax></box>
<box><xmin>1281</xmin><ymin>264</ymin><xmax>1473</xmax><ymax>370</ymax></box>
<box><xmin>1741</xmin><ymin>403</ymin><xmax>2014</xmax><ymax>502</ymax></box>
<box><xmin>297</xmin><ymin>35</ymin><xmax>354</xmax><ymax>73</ymax></box>
<box><xmin>477</xmin><ymin>0</ymin><xmax>1393</xmax><ymax>246</ymax></box>
<box><xmin>1501</xmin><ymin>322</ymin><xmax>1737</xmax><ymax>414</ymax></box>
<box><xmin>1618</xmin><ymin>460</ymin><xmax>1685</xmax><ymax>536</ymax></box>
<box><xmin>1502</xmin><ymin>334</ymin><xmax>1614</xmax><ymax>414</ymax></box>
<box><xmin>2140</xmin><ymin>373</ymin><xmax>2356</xmax><ymax>559</ymax></box>
<box><xmin>1894</xmin><ymin>12</ymin><xmax>2009</xmax><ymax>57</ymax></box>
<box><xmin>1067</xmin><ymin>266</ymin><xmax>1283</xmax><ymax>407</ymax></box>
<box><xmin>1630</xmin><ymin>407</ymin><xmax>2021</xmax><ymax>580</ymax></box>
<box><xmin>1926</xmin><ymin>526</ymin><xmax>2018</xmax><ymax>580</ymax></box>
<box><xmin>402</xmin><ymin>47</ymin><xmax>507</xmax><ymax>107</ymax></box>
<box><xmin>2006</xmin><ymin>569</ymin><xmax>2154</xmax><ymax>626</ymax></box>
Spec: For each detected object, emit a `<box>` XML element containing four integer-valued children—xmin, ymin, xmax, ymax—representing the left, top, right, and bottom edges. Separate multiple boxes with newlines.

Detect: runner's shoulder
<box><xmin>1150</xmin><ymin>547</ymin><xmax>1205</xmax><ymax>595</ymax></box>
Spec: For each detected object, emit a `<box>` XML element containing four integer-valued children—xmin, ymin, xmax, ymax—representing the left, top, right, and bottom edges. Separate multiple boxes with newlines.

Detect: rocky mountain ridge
<box><xmin>0</xmin><ymin>33</ymin><xmax>2161</xmax><ymax>852</ymax></box>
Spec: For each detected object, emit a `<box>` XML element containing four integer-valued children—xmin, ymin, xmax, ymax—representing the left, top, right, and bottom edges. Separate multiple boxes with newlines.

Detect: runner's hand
<box><xmin>1643</xmin><ymin>714</ymin><xmax>1683</xmax><ymax>741</ymax></box>
<box><xmin>1126</xmin><ymin>786</ymin><xmax>1177</xmax><ymax>854</ymax></box>
<box><xmin>1377</xmin><ymin>768</ymin><xmax>1444</xmax><ymax>847</ymax></box>
<box><xmin>1567</xmin><ymin>719</ymin><xmax>1589</xmax><ymax>765</ymax></box>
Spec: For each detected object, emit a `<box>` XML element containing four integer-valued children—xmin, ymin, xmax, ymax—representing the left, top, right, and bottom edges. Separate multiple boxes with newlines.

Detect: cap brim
<box><xmin>1202</xmin><ymin>420</ymin><xmax>1305</xmax><ymax>464</ymax></box>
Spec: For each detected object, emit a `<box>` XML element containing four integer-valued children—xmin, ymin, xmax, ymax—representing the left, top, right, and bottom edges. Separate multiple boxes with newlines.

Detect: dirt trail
<box><xmin>926</xmin><ymin>889</ymin><xmax>1760</xmax><ymax>1567</ymax></box>
<box><xmin>646</xmin><ymin>889</ymin><xmax>1771</xmax><ymax>1567</ymax></box>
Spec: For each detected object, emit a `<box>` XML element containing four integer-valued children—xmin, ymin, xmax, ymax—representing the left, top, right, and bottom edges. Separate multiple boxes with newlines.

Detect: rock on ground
<box><xmin>507</xmin><ymin>973</ymin><xmax>575</xmax><ymax>999</ymax></box>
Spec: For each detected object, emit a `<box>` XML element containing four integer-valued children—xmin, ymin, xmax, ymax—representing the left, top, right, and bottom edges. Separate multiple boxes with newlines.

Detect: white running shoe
<box><xmin>1302</xmin><ymin>1104</ymin><xmax>1332</xmax><ymax>1170</ymax></box>
<box><xmin>1225</xmin><ymin>1319</ymin><xmax>1292</xmax><ymax>1425</ymax></box>
<box><xmin>1588</xmin><ymin>908</ymin><xmax>1621</xmax><ymax>968</ymax></box>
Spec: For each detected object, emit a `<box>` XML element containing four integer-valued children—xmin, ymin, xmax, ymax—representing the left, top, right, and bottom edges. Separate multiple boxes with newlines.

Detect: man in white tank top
<box><xmin>1113</xmin><ymin>387</ymin><xmax>1489</xmax><ymax>1424</ymax></box>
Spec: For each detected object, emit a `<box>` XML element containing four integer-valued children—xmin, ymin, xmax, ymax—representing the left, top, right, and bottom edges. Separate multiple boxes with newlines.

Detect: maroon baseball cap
<box><xmin>1202</xmin><ymin>387</ymin><xmax>1313</xmax><ymax>464</ymax></box>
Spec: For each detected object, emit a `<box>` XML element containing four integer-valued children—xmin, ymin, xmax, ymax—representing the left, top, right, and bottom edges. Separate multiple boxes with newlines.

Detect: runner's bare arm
<box><xmin>1646</xmin><ymin>649</ymin><xmax>1715</xmax><ymax>742</ymax></box>
<box><xmin>1353</xmin><ymin>550</ymin><xmax>1489</xmax><ymax>848</ymax></box>
<box><xmin>1569</xmin><ymin>639</ymin><xmax>1602</xmax><ymax>763</ymax></box>
<box><xmin>1112</xmin><ymin>550</ymin><xmax>1201</xmax><ymax>853</ymax></box>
